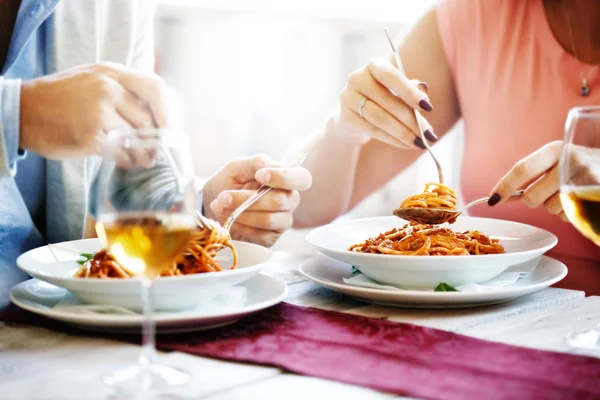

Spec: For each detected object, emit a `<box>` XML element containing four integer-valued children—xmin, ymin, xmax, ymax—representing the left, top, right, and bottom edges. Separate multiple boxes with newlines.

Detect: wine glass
<box><xmin>559</xmin><ymin>106</ymin><xmax>600</xmax><ymax>350</ymax></box>
<box><xmin>91</xmin><ymin>128</ymin><xmax>197</xmax><ymax>392</ymax></box>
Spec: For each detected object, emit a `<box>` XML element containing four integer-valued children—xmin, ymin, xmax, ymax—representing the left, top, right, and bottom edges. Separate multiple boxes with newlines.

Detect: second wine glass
<box><xmin>559</xmin><ymin>106</ymin><xmax>600</xmax><ymax>350</ymax></box>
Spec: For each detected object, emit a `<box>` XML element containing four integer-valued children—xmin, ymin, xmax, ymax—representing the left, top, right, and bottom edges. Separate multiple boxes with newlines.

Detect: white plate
<box><xmin>16</xmin><ymin>238</ymin><xmax>273</xmax><ymax>311</ymax></box>
<box><xmin>10</xmin><ymin>274</ymin><xmax>286</xmax><ymax>334</ymax></box>
<box><xmin>305</xmin><ymin>216</ymin><xmax>557</xmax><ymax>289</ymax></box>
<box><xmin>299</xmin><ymin>255</ymin><xmax>567</xmax><ymax>308</ymax></box>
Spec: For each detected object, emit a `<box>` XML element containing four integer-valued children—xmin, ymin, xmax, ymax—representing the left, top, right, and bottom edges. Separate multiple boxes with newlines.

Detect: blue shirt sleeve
<box><xmin>0</xmin><ymin>77</ymin><xmax>25</xmax><ymax>175</ymax></box>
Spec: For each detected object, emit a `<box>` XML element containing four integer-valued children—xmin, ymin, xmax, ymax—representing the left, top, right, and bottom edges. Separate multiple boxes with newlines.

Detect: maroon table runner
<box><xmin>2</xmin><ymin>303</ymin><xmax>600</xmax><ymax>400</ymax></box>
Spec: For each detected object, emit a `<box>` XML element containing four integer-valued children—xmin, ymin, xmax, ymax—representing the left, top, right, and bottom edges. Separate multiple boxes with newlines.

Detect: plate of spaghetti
<box><xmin>306</xmin><ymin>216</ymin><xmax>557</xmax><ymax>289</ymax></box>
<box><xmin>16</xmin><ymin>236</ymin><xmax>273</xmax><ymax>312</ymax></box>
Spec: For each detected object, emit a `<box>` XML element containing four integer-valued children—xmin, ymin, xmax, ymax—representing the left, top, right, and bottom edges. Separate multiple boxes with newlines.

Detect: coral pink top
<box><xmin>437</xmin><ymin>0</ymin><xmax>600</xmax><ymax>294</ymax></box>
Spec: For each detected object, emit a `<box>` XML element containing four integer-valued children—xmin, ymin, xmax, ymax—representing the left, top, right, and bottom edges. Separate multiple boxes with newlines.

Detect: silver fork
<box><xmin>384</xmin><ymin>29</ymin><xmax>444</xmax><ymax>184</ymax></box>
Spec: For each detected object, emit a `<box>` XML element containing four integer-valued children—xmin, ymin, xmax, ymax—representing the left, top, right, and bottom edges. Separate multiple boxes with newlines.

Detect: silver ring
<box><xmin>358</xmin><ymin>98</ymin><xmax>367</xmax><ymax>118</ymax></box>
<box><xmin>138</xmin><ymin>99</ymin><xmax>149</xmax><ymax>108</ymax></box>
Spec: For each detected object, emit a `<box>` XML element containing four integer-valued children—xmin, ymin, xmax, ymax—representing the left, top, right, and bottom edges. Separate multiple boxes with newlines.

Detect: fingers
<box><xmin>225</xmin><ymin>154</ymin><xmax>276</xmax><ymax>183</ymax></box>
<box><xmin>345</xmin><ymin>78</ymin><xmax>434</xmax><ymax>147</ymax></box>
<box><xmin>228</xmin><ymin>211</ymin><xmax>293</xmax><ymax>233</ymax></box>
<box><xmin>521</xmin><ymin>165</ymin><xmax>560</xmax><ymax>208</ymax></box>
<box><xmin>339</xmin><ymin>103</ymin><xmax>408</xmax><ymax>148</ymax></box>
<box><xmin>255</xmin><ymin>167</ymin><xmax>312</xmax><ymax>191</ymax></box>
<box><xmin>210</xmin><ymin>189</ymin><xmax>300</xmax><ymax>215</ymax></box>
<box><xmin>366</xmin><ymin>57</ymin><xmax>433</xmax><ymax>112</ymax></box>
<box><xmin>342</xmin><ymin>89</ymin><xmax>416</xmax><ymax>148</ymax></box>
<box><xmin>229</xmin><ymin>224</ymin><xmax>283</xmax><ymax>248</ymax></box>
<box><xmin>116</xmin><ymin>88</ymin><xmax>155</xmax><ymax>129</ymax></box>
<box><xmin>410</xmin><ymin>79</ymin><xmax>429</xmax><ymax>93</ymax></box>
<box><xmin>489</xmin><ymin>141</ymin><xmax>562</xmax><ymax>206</ymax></box>
<box><xmin>97</xmin><ymin>62</ymin><xmax>170</xmax><ymax>128</ymax></box>
<box><xmin>340</xmin><ymin>59</ymin><xmax>436</xmax><ymax>148</ymax></box>
<box><xmin>559</xmin><ymin>211</ymin><xmax>570</xmax><ymax>222</ymax></box>
<box><xmin>543</xmin><ymin>192</ymin><xmax>563</xmax><ymax>215</ymax></box>
<box><xmin>209</xmin><ymin>189</ymin><xmax>299</xmax><ymax>235</ymax></box>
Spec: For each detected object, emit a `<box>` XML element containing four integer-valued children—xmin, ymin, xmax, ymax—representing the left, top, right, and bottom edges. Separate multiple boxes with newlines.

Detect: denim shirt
<box><xmin>0</xmin><ymin>0</ymin><xmax>59</xmax><ymax>308</ymax></box>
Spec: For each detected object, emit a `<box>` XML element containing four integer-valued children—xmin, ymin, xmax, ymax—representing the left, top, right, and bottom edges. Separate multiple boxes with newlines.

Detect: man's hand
<box><xmin>202</xmin><ymin>154</ymin><xmax>312</xmax><ymax>247</ymax></box>
<box><xmin>19</xmin><ymin>62</ymin><xmax>169</xmax><ymax>159</ymax></box>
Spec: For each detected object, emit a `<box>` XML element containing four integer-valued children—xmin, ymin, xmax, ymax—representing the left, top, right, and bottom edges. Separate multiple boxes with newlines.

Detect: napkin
<box><xmin>343</xmin><ymin>258</ymin><xmax>539</xmax><ymax>292</ymax></box>
<box><xmin>3</xmin><ymin>303</ymin><xmax>600</xmax><ymax>399</ymax></box>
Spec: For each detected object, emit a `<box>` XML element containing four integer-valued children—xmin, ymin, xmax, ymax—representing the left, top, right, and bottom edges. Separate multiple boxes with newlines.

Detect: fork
<box><xmin>384</xmin><ymin>29</ymin><xmax>444</xmax><ymax>184</ymax></box>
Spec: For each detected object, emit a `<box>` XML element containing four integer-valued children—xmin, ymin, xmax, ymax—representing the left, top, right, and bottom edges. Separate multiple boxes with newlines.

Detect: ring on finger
<box><xmin>358</xmin><ymin>98</ymin><xmax>367</xmax><ymax>118</ymax></box>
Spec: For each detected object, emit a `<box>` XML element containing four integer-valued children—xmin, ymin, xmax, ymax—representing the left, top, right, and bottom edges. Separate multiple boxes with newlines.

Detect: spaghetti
<box><xmin>75</xmin><ymin>220</ymin><xmax>237</xmax><ymax>278</ymax></box>
<box><xmin>400</xmin><ymin>182</ymin><xmax>458</xmax><ymax>210</ymax></box>
<box><xmin>348</xmin><ymin>223</ymin><xmax>505</xmax><ymax>256</ymax></box>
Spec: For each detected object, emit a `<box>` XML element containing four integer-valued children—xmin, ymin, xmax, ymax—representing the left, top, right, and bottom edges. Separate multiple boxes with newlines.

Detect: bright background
<box><xmin>153</xmin><ymin>0</ymin><xmax>465</xmax><ymax>251</ymax></box>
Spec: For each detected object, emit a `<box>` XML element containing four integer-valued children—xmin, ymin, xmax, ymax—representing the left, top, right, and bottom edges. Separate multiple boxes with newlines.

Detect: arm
<box><xmin>294</xmin><ymin>9</ymin><xmax>460</xmax><ymax>228</ymax></box>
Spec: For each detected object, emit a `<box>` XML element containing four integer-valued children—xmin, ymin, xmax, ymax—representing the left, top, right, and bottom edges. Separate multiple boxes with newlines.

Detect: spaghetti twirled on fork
<box><xmin>400</xmin><ymin>182</ymin><xmax>458</xmax><ymax>210</ymax></box>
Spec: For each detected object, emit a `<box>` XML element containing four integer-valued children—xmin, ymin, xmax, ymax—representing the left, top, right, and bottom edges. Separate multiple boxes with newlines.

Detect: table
<box><xmin>1</xmin><ymin>251</ymin><xmax>599</xmax><ymax>400</ymax></box>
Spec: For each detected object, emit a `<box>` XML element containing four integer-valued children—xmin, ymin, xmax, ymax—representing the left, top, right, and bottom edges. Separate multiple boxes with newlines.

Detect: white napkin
<box><xmin>343</xmin><ymin>259</ymin><xmax>539</xmax><ymax>293</ymax></box>
<box><xmin>52</xmin><ymin>287</ymin><xmax>248</xmax><ymax>315</ymax></box>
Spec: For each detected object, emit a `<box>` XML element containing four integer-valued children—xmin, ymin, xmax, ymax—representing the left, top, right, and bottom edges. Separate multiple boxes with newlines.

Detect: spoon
<box><xmin>384</xmin><ymin>29</ymin><xmax>444</xmax><ymax>184</ymax></box>
<box><xmin>393</xmin><ymin>190</ymin><xmax>525</xmax><ymax>225</ymax></box>
<box><xmin>196</xmin><ymin>152</ymin><xmax>307</xmax><ymax>232</ymax></box>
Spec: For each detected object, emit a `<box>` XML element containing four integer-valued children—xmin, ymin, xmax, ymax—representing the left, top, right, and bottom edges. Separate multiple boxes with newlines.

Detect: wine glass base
<box><xmin>566</xmin><ymin>329</ymin><xmax>600</xmax><ymax>350</ymax></box>
<box><xmin>104</xmin><ymin>362</ymin><xmax>190</xmax><ymax>393</ymax></box>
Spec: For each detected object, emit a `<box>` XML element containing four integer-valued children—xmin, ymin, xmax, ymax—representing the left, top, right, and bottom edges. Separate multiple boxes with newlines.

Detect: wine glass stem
<box><xmin>138</xmin><ymin>277</ymin><xmax>157</xmax><ymax>367</ymax></box>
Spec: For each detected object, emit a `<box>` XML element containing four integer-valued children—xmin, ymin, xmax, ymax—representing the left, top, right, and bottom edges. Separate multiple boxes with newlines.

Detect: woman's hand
<box><xmin>488</xmin><ymin>141</ymin><xmax>569</xmax><ymax>221</ymax></box>
<box><xmin>334</xmin><ymin>57</ymin><xmax>437</xmax><ymax>149</ymax></box>
<box><xmin>202</xmin><ymin>154</ymin><xmax>312</xmax><ymax>247</ymax></box>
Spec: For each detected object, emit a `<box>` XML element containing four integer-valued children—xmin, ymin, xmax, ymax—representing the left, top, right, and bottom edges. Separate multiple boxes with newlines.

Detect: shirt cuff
<box><xmin>0</xmin><ymin>77</ymin><xmax>24</xmax><ymax>175</ymax></box>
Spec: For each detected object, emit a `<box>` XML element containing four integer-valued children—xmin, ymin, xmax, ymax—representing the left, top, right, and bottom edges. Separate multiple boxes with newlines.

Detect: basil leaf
<box><xmin>434</xmin><ymin>282</ymin><xmax>458</xmax><ymax>292</ymax></box>
<box><xmin>350</xmin><ymin>266</ymin><xmax>361</xmax><ymax>277</ymax></box>
<box><xmin>77</xmin><ymin>252</ymin><xmax>96</xmax><ymax>265</ymax></box>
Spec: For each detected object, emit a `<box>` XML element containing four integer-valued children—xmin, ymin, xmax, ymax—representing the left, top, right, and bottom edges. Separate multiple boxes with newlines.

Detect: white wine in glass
<box><xmin>96</xmin><ymin>212</ymin><xmax>196</xmax><ymax>278</ymax></box>
<box><xmin>559</xmin><ymin>106</ymin><xmax>600</xmax><ymax>349</ymax></box>
<box><xmin>91</xmin><ymin>129</ymin><xmax>197</xmax><ymax>392</ymax></box>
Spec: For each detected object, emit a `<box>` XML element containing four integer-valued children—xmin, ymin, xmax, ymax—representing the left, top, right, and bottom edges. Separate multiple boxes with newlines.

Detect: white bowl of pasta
<box><xmin>306</xmin><ymin>216</ymin><xmax>558</xmax><ymax>289</ymax></box>
<box><xmin>16</xmin><ymin>238</ymin><xmax>273</xmax><ymax>311</ymax></box>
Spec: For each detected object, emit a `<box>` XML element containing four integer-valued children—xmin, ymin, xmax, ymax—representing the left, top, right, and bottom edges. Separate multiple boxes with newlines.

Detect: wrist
<box><xmin>325</xmin><ymin>115</ymin><xmax>370</xmax><ymax>147</ymax></box>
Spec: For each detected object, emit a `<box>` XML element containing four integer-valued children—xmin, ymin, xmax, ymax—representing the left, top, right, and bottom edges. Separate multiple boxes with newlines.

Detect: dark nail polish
<box><xmin>419</xmin><ymin>99</ymin><xmax>433</xmax><ymax>112</ymax></box>
<box><xmin>414</xmin><ymin>137</ymin><xmax>426</xmax><ymax>149</ymax></box>
<box><xmin>424</xmin><ymin>129</ymin><xmax>438</xmax><ymax>142</ymax></box>
<box><xmin>488</xmin><ymin>193</ymin><xmax>501</xmax><ymax>206</ymax></box>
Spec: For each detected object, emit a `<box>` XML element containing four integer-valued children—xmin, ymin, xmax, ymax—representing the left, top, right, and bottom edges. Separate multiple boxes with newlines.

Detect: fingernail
<box><xmin>488</xmin><ymin>193</ymin><xmax>501</xmax><ymax>206</ymax></box>
<box><xmin>414</xmin><ymin>137</ymin><xmax>426</xmax><ymax>149</ymax></box>
<box><xmin>219</xmin><ymin>193</ymin><xmax>232</xmax><ymax>207</ymax></box>
<box><xmin>419</xmin><ymin>99</ymin><xmax>433</xmax><ymax>112</ymax></box>
<box><xmin>424</xmin><ymin>129</ymin><xmax>438</xmax><ymax>142</ymax></box>
<box><xmin>418</xmin><ymin>82</ymin><xmax>429</xmax><ymax>92</ymax></box>
<box><xmin>256</xmin><ymin>170</ymin><xmax>271</xmax><ymax>183</ymax></box>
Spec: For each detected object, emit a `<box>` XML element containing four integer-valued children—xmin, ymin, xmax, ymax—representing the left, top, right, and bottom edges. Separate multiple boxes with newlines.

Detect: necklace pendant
<box><xmin>581</xmin><ymin>84</ymin><xmax>590</xmax><ymax>97</ymax></box>
<box><xmin>581</xmin><ymin>78</ymin><xmax>590</xmax><ymax>97</ymax></box>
